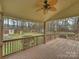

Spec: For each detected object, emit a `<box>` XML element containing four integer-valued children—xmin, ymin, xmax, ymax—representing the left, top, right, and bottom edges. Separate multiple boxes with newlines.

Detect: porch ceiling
<box><xmin>0</xmin><ymin>0</ymin><xmax>79</xmax><ymax>22</ymax></box>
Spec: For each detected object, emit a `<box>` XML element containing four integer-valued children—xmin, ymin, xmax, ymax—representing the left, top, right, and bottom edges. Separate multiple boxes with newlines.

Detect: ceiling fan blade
<box><xmin>35</xmin><ymin>0</ymin><xmax>44</xmax><ymax>7</ymax></box>
<box><xmin>49</xmin><ymin>6</ymin><xmax>56</xmax><ymax>11</ymax></box>
<box><xmin>35</xmin><ymin>8</ymin><xmax>43</xmax><ymax>12</ymax></box>
<box><xmin>48</xmin><ymin>0</ymin><xmax>57</xmax><ymax>5</ymax></box>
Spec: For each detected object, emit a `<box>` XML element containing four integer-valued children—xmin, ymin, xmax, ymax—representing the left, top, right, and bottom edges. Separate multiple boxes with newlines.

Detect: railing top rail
<box><xmin>3</xmin><ymin>35</ymin><xmax>44</xmax><ymax>42</ymax></box>
<box><xmin>2</xmin><ymin>33</ymin><xmax>56</xmax><ymax>42</ymax></box>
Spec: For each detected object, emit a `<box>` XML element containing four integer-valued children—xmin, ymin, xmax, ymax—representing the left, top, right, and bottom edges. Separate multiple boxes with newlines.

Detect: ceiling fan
<box><xmin>36</xmin><ymin>0</ymin><xmax>57</xmax><ymax>14</ymax></box>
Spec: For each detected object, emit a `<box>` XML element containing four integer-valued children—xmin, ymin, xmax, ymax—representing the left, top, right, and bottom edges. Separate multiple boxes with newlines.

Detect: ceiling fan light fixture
<box><xmin>36</xmin><ymin>0</ymin><xmax>57</xmax><ymax>14</ymax></box>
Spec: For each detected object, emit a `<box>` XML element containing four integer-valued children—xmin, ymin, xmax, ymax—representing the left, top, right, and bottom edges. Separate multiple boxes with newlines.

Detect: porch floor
<box><xmin>4</xmin><ymin>38</ymin><xmax>79</xmax><ymax>59</ymax></box>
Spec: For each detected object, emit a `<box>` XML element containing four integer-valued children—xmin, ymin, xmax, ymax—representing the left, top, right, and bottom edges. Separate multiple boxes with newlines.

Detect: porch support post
<box><xmin>0</xmin><ymin>12</ymin><xmax>3</xmax><ymax>59</ymax></box>
<box><xmin>44</xmin><ymin>22</ymin><xmax>46</xmax><ymax>44</ymax></box>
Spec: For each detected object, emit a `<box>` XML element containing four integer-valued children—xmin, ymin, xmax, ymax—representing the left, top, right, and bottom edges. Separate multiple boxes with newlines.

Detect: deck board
<box><xmin>4</xmin><ymin>38</ymin><xmax>79</xmax><ymax>59</ymax></box>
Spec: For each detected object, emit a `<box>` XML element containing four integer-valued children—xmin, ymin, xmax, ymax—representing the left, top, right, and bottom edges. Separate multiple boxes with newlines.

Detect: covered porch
<box><xmin>0</xmin><ymin>0</ymin><xmax>79</xmax><ymax>59</ymax></box>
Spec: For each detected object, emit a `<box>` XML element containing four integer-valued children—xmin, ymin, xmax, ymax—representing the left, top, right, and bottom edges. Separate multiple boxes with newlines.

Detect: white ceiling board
<box><xmin>0</xmin><ymin>0</ymin><xmax>3</xmax><ymax>12</ymax></box>
<box><xmin>56</xmin><ymin>0</ymin><xmax>78</xmax><ymax>12</ymax></box>
<box><xmin>47</xmin><ymin>0</ymin><xmax>79</xmax><ymax>21</ymax></box>
<box><xmin>1</xmin><ymin>0</ymin><xmax>79</xmax><ymax>22</ymax></box>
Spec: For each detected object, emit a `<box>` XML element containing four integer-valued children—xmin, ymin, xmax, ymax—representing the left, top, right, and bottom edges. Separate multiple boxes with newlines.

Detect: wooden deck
<box><xmin>4</xmin><ymin>38</ymin><xmax>79</xmax><ymax>59</ymax></box>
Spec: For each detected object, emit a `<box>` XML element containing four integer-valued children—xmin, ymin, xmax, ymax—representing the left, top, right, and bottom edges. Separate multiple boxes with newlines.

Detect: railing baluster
<box><xmin>13</xmin><ymin>41</ymin><xmax>15</xmax><ymax>52</ymax></box>
<box><xmin>11</xmin><ymin>41</ymin><xmax>13</xmax><ymax>53</ymax></box>
<box><xmin>2</xmin><ymin>43</ymin><xmax>5</xmax><ymax>56</ymax></box>
<box><xmin>8</xmin><ymin>42</ymin><xmax>10</xmax><ymax>54</ymax></box>
<box><xmin>6</xmin><ymin>42</ymin><xmax>7</xmax><ymax>55</ymax></box>
<box><xmin>36</xmin><ymin>37</ymin><xmax>38</xmax><ymax>46</ymax></box>
<box><xmin>10</xmin><ymin>42</ymin><xmax>12</xmax><ymax>54</ymax></box>
<box><xmin>2</xmin><ymin>35</ymin><xmax>53</xmax><ymax>56</ymax></box>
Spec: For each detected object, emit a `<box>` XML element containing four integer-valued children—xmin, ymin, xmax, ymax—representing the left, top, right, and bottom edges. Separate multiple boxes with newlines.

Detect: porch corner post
<box><xmin>0</xmin><ymin>13</ymin><xmax>3</xmax><ymax>59</ymax></box>
<box><xmin>44</xmin><ymin>22</ymin><xmax>46</xmax><ymax>44</ymax></box>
